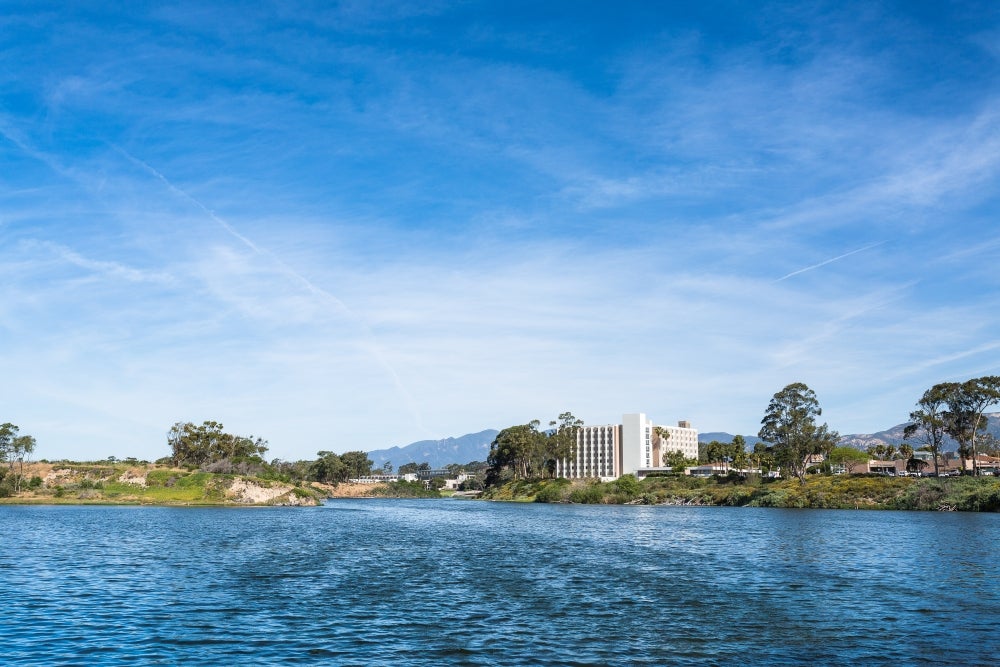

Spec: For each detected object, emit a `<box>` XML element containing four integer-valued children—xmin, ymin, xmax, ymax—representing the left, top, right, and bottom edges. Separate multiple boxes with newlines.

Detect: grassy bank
<box><xmin>0</xmin><ymin>462</ymin><xmax>326</xmax><ymax>506</ymax></box>
<box><xmin>484</xmin><ymin>474</ymin><xmax>1000</xmax><ymax>511</ymax></box>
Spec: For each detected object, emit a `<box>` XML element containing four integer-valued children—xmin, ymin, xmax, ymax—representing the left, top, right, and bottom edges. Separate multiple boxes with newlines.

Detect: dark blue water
<box><xmin>1</xmin><ymin>501</ymin><xmax>998</xmax><ymax>665</ymax></box>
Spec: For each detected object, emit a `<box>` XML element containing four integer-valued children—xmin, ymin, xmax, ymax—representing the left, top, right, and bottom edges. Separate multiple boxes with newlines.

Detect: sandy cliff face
<box><xmin>225</xmin><ymin>478</ymin><xmax>317</xmax><ymax>505</ymax></box>
<box><xmin>319</xmin><ymin>482</ymin><xmax>386</xmax><ymax>498</ymax></box>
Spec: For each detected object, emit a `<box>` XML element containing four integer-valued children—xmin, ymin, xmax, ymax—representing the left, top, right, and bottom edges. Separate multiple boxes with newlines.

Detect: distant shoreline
<box><xmin>0</xmin><ymin>462</ymin><xmax>453</xmax><ymax>506</ymax></box>
<box><xmin>483</xmin><ymin>475</ymin><xmax>1000</xmax><ymax>511</ymax></box>
<box><xmin>8</xmin><ymin>461</ymin><xmax>1000</xmax><ymax>512</ymax></box>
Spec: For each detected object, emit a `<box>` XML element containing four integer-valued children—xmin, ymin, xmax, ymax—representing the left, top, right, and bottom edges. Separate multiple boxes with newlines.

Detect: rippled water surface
<box><xmin>2</xmin><ymin>500</ymin><xmax>999</xmax><ymax>665</ymax></box>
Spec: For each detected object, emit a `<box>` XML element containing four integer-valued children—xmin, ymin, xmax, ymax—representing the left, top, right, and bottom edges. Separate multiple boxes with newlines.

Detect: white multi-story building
<box><xmin>555</xmin><ymin>413</ymin><xmax>699</xmax><ymax>482</ymax></box>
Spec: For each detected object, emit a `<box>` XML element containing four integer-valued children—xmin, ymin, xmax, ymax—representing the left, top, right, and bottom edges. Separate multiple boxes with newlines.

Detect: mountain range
<box><xmin>365</xmin><ymin>430</ymin><xmax>499</xmax><ymax>470</ymax></box>
<box><xmin>366</xmin><ymin>414</ymin><xmax>1000</xmax><ymax>469</ymax></box>
<box><xmin>835</xmin><ymin>412</ymin><xmax>1000</xmax><ymax>451</ymax></box>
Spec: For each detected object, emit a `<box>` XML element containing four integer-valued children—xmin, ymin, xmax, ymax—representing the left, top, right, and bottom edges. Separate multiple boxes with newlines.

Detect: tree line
<box><xmin>309</xmin><ymin>450</ymin><xmax>377</xmax><ymax>483</ymax></box>
<box><xmin>171</xmin><ymin>375</ymin><xmax>996</xmax><ymax>490</ymax></box>
<box><xmin>10</xmin><ymin>375</ymin><xmax>1000</xmax><ymax>497</ymax></box>
<box><xmin>483</xmin><ymin>374</ymin><xmax>1000</xmax><ymax>489</ymax></box>
<box><xmin>164</xmin><ymin>422</ymin><xmax>489</xmax><ymax>487</ymax></box>
<box><xmin>754</xmin><ymin>376</ymin><xmax>1000</xmax><ymax>483</ymax></box>
<box><xmin>486</xmin><ymin>412</ymin><xmax>710</xmax><ymax>484</ymax></box>
<box><xmin>167</xmin><ymin>421</ymin><xmax>269</xmax><ymax>471</ymax></box>
<box><xmin>902</xmin><ymin>376</ymin><xmax>1000</xmax><ymax>476</ymax></box>
<box><xmin>0</xmin><ymin>423</ymin><xmax>36</xmax><ymax>495</ymax></box>
<box><xmin>485</xmin><ymin>412</ymin><xmax>584</xmax><ymax>486</ymax></box>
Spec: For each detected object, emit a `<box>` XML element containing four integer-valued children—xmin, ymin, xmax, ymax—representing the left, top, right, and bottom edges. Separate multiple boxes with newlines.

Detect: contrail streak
<box><xmin>114</xmin><ymin>147</ymin><xmax>264</xmax><ymax>253</ymax></box>
<box><xmin>775</xmin><ymin>241</ymin><xmax>886</xmax><ymax>282</ymax></box>
<box><xmin>116</xmin><ymin>147</ymin><xmax>428</xmax><ymax>434</ymax></box>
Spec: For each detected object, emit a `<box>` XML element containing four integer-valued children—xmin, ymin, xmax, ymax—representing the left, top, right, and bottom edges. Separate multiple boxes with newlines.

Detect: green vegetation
<box><xmin>701</xmin><ymin>439</ymin><xmax>745</xmax><ymax>473</ymax></box>
<box><xmin>0</xmin><ymin>422</ymin><xmax>37</xmax><ymax>496</ymax></box>
<box><xmin>476</xmin><ymin>377</ymin><xmax>1000</xmax><ymax>512</ymax></box>
<box><xmin>481</xmin><ymin>478</ymin><xmax>553</xmax><ymax>502</ymax></box>
<box><xmin>758</xmin><ymin>382</ymin><xmax>838</xmax><ymax>483</ymax></box>
<box><xmin>485</xmin><ymin>412</ymin><xmax>583</xmax><ymax>485</ymax></box>
<box><xmin>167</xmin><ymin>421</ymin><xmax>269</xmax><ymax>470</ymax></box>
<box><xmin>0</xmin><ymin>463</ymin><xmax>325</xmax><ymax>506</ymax></box>
<box><xmin>7</xmin><ymin>374</ymin><xmax>1000</xmax><ymax>510</ymax></box>
<box><xmin>365</xmin><ymin>480</ymin><xmax>442</xmax><ymax>498</ymax></box>
<box><xmin>310</xmin><ymin>450</ymin><xmax>374</xmax><ymax>484</ymax></box>
<box><xmin>0</xmin><ymin>416</ymin><xmax>455</xmax><ymax>504</ymax></box>
<box><xmin>484</xmin><ymin>474</ymin><xmax>1000</xmax><ymax>511</ymax></box>
<box><xmin>904</xmin><ymin>385</ymin><xmax>949</xmax><ymax>475</ymax></box>
<box><xmin>828</xmin><ymin>446</ymin><xmax>869</xmax><ymax>473</ymax></box>
<box><xmin>942</xmin><ymin>377</ymin><xmax>1000</xmax><ymax>475</ymax></box>
<box><xmin>660</xmin><ymin>448</ymin><xmax>696</xmax><ymax>472</ymax></box>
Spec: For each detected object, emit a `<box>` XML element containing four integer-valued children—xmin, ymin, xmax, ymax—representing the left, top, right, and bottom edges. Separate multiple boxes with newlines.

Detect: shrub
<box><xmin>615</xmin><ymin>474</ymin><xmax>641</xmax><ymax>498</ymax></box>
<box><xmin>534</xmin><ymin>479</ymin><xmax>570</xmax><ymax>503</ymax></box>
<box><xmin>568</xmin><ymin>483</ymin><xmax>606</xmax><ymax>504</ymax></box>
<box><xmin>368</xmin><ymin>481</ymin><xmax>440</xmax><ymax>498</ymax></box>
<box><xmin>147</xmin><ymin>470</ymin><xmax>185</xmax><ymax>487</ymax></box>
<box><xmin>748</xmin><ymin>488</ymin><xmax>790</xmax><ymax>507</ymax></box>
<box><xmin>940</xmin><ymin>478</ymin><xmax>1000</xmax><ymax>511</ymax></box>
<box><xmin>895</xmin><ymin>479</ymin><xmax>946</xmax><ymax>510</ymax></box>
<box><xmin>719</xmin><ymin>486</ymin><xmax>755</xmax><ymax>506</ymax></box>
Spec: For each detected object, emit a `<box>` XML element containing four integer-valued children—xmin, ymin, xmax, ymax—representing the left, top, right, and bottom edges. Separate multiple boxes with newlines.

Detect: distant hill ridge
<box><xmin>366</xmin><ymin>429</ymin><xmax>499</xmax><ymax>469</ymax></box>
<box><xmin>698</xmin><ymin>432</ymin><xmax>764</xmax><ymax>447</ymax></box>
<box><xmin>836</xmin><ymin>412</ymin><xmax>1000</xmax><ymax>451</ymax></box>
<box><xmin>367</xmin><ymin>414</ymin><xmax>1000</xmax><ymax>468</ymax></box>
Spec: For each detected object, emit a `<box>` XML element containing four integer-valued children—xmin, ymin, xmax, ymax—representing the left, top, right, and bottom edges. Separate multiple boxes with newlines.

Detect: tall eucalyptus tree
<box><xmin>945</xmin><ymin>377</ymin><xmax>1000</xmax><ymax>475</ymax></box>
<box><xmin>758</xmin><ymin>382</ymin><xmax>838</xmax><ymax>484</ymax></box>
<box><xmin>903</xmin><ymin>383</ymin><xmax>951</xmax><ymax>476</ymax></box>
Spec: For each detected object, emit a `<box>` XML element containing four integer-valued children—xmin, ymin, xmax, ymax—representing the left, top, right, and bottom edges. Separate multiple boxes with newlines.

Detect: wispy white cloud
<box><xmin>31</xmin><ymin>241</ymin><xmax>174</xmax><ymax>285</ymax></box>
<box><xmin>116</xmin><ymin>148</ymin><xmax>435</xmax><ymax>440</ymax></box>
<box><xmin>2</xmin><ymin>2</ymin><xmax>1000</xmax><ymax>460</ymax></box>
<box><xmin>114</xmin><ymin>148</ymin><xmax>265</xmax><ymax>254</ymax></box>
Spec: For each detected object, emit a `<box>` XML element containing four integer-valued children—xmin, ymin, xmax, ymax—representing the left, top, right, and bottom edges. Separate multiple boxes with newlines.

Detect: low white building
<box><xmin>349</xmin><ymin>474</ymin><xmax>401</xmax><ymax>484</ymax></box>
<box><xmin>556</xmin><ymin>413</ymin><xmax>699</xmax><ymax>482</ymax></box>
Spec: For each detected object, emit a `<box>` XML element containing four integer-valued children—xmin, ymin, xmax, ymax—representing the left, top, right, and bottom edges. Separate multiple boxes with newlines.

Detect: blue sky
<box><xmin>2</xmin><ymin>1</ymin><xmax>1000</xmax><ymax>462</ymax></box>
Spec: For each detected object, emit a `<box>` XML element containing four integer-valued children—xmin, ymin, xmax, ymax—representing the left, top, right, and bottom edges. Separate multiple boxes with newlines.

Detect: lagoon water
<box><xmin>2</xmin><ymin>500</ymin><xmax>999</xmax><ymax>665</ymax></box>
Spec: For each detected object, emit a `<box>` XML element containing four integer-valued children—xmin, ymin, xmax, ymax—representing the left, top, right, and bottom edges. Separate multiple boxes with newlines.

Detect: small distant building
<box><xmin>965</xmin><ymin>455</ymin><xmax>1000</xmax><ymax>475</ymax></box>
<box><xmin>414</xmin><ymin>468</ymin><xmax>452</xmax><ymax>481</ymax></box>
<box><xmin>441</xmin><ymin>473</ymin><xmax>473</xmax><ymax>490</ymax></box>
<box><xmin>686</xmin><ymin>463</ymin><xmax>728</xmax><ymax>478</ymax></box>
<box><xmin>804</xmin><ymin>453</ymin><xmax>826</xmax><ymax>468</ymax></box>
<box><xmin>866</xmin><ymin>459</ymin><xmax>900</xmax><ymax>476</ymax></box>
<box><xmin>556</xmin><ymin>413</ymin><xmax>698</xmax><ymax>482</ymax></box>
<box><xmin>398</xmin><ymin>469</ymin><xmax>472</xmax><ymax>489</ymax></box>
<box><xmin>349</xmin><ymin>474</ymin><xmax>401</xmax><ymax>484</ymax></box>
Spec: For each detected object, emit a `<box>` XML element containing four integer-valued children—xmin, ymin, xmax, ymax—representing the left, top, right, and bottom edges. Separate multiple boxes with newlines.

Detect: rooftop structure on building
<box><xmin>556</xmin><ymin>413</ymin><xmax>698</xmax><ymax>482</ymax></box>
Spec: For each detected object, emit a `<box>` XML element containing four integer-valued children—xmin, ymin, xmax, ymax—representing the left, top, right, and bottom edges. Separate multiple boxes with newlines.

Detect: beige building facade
<box><xmin>556</xmin><ymin>413</ymin><xmax>699</xmax><ymax>481</ymax></box>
